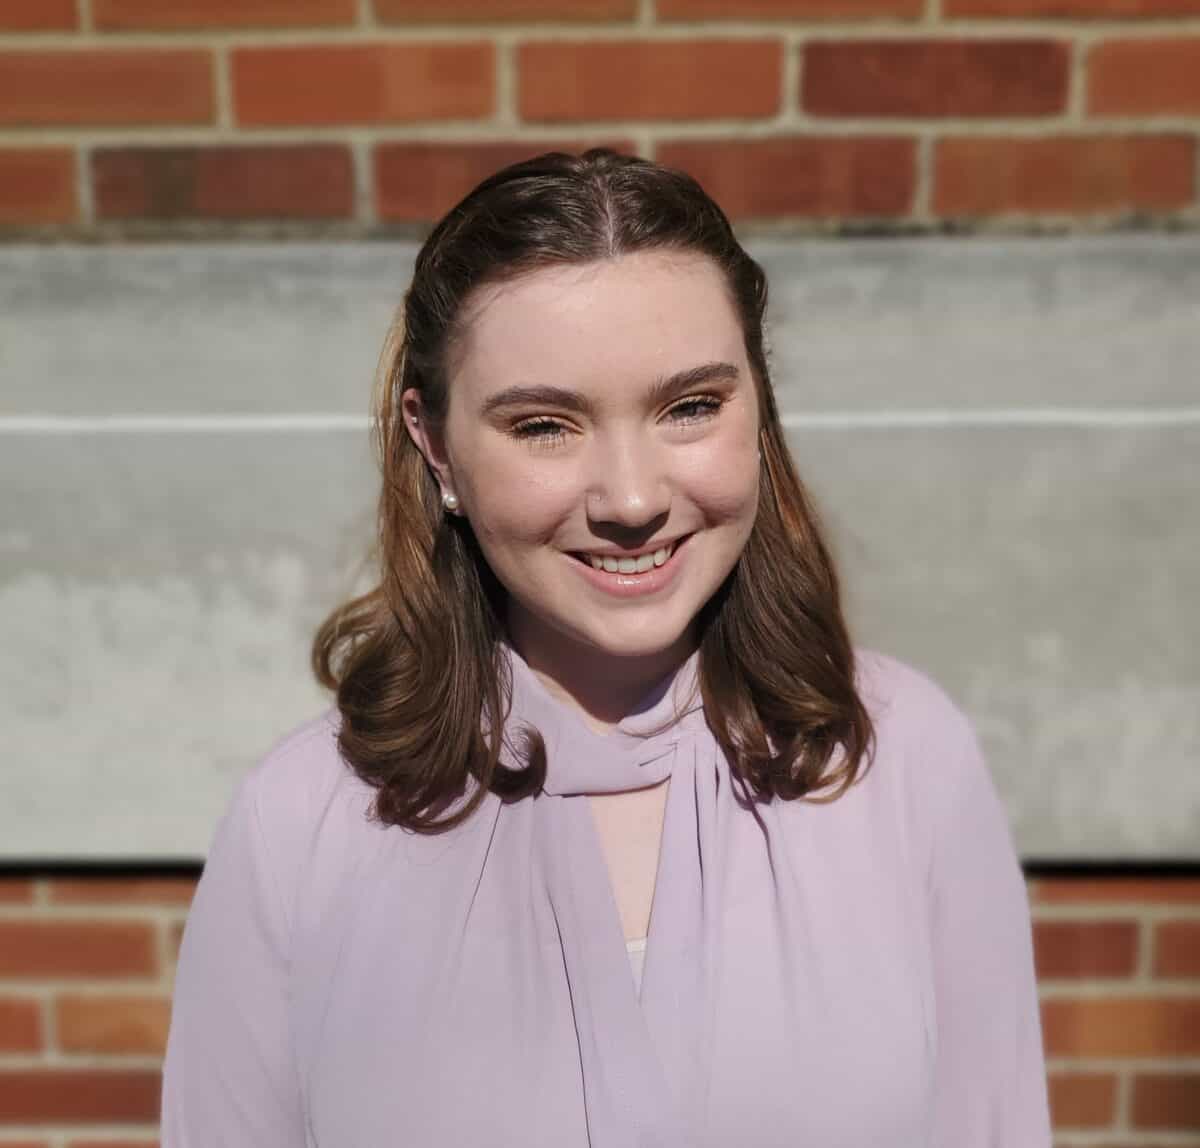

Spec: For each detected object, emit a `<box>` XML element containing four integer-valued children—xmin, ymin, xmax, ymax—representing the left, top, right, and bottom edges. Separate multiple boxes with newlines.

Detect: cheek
<box><xmin>683</xmin><ymin>452</ymin><xmax>760</xmax><ymax>526</ymax></box>
<box><xmin>461</xmin><ymin>468</ymin><xmax>574</xmax><ymax>551</ymax></box>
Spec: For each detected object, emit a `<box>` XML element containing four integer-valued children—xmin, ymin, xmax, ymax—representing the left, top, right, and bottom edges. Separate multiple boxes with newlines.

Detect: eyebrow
<box><xmin>479</xmin><ymin>361</ymin><xmax>741</xmax><ymax>420</ymax></box>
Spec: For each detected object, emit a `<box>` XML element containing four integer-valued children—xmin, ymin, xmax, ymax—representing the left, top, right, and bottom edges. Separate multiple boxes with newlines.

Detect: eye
<box><xmin>507</xmin><ymin>395</ymin><xmax>722</xmax><ymax>449</ymax></box>
<box><xmin>666</xmin><ymin>396</ymin><xmax>723</xmax><ymax>424</ymax></box>
<box><xmin>509</xmin><ymin>417</ymin><xmax>569</xmax><ymax>447</ymax></box>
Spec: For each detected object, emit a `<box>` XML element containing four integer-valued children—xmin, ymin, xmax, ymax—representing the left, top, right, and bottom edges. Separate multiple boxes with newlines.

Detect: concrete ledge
<box><xmin>2</xmin><ymin>235</ymin><xmax>1196</xmax><ymax>860</ymax></box>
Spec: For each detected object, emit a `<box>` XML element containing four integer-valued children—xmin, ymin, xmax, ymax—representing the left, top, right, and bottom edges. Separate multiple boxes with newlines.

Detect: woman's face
<box><xmin>405</xmin><ymin>250</ymin><xmax>762</xmax><ymax>667</ymax></box>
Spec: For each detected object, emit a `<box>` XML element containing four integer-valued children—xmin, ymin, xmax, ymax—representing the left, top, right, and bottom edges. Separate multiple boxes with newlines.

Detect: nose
<box><xmin>585</xmin><ymin>429</ymin><xmax>670</xmax><ymax>532</ymax></box>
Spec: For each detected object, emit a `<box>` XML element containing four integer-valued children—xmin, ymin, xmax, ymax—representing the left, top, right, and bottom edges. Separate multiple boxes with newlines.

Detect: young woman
<box><xmin>161</xmin><ymin>149</ymin><xmax>1051</xmax><ymax>1146</ymax></box>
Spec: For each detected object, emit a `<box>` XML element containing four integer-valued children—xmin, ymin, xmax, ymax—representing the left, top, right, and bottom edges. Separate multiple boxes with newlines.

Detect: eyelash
<box><xmin>508</xmin><ymin>396</ymin><xmax>724</xmax><ymax>447</ymax></box>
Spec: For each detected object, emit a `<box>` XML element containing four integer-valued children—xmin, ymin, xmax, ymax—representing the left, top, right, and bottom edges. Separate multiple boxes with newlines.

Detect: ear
<box><xmin>400</xmin><ymin>388</ymin><xmax>456</xmax><ymax>501</ymax></box>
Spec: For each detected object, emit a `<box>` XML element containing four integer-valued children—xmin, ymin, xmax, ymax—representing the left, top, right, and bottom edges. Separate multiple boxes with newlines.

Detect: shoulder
<box><xmin>215</xmin><ymin>706</ymin><xmax>358</xmax><ymax>869</ymax></box>
<box><xmin>204</xmin><ymin>706</ymin><xmax>363</xmax><ymax>936</ymax></box>
<box><xmin>849</xmin><ymin>645</ymin><xmax>980</xmax><ymax>808</ymax></box>
<box><xmin>849</xmin><ymin>647</ymin><xmax>1004</xmax><ymax>867</ymax></box>
<box><xmin>853</xmin><ymin>647</ymin><xmax>973</xmax><ymax>745</ymax></box>
<box><xmin>242</xmin><ymin>705</ymin><xmax>349</xmax><ymax>800</ymax></box>
<box><xmin>235</xmin><ymin>705</ymin><xmax>358</xmax><ymax>841</ymax></box>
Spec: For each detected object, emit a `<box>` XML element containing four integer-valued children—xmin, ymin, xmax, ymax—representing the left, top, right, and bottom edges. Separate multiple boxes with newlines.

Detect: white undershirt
<box><xmin>626</xmin><ymin>936</ymin><xmax>647</xmax><ymax>995</ymax></box>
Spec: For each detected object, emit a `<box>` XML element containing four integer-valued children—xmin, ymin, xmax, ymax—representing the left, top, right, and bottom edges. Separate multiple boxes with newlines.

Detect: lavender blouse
<box><xmin>161</xmin><ymin>639</ymin><xmax>1052</xmax><ymax>1146</ymax></box>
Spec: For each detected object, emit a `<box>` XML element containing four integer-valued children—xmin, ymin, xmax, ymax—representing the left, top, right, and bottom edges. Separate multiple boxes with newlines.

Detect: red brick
<box><xmin>47</xmin><ymin>877</ymin><xmax>198</xmax><ymax>906</ymax></box>
<box><xmin>55</xmin><ymin>995</ymin><xmax>170</xmax><ymax>1055</ymax></box>
<box><xmin>0</xmin><ymin>1069</ymin><xmax>160</xmax><ymax>1122</ymax></box>
<box><xmin>948</xmin><ymin>0</ymin><xmax>1200</xmax><ymax>14</ymax></box>
<box><xmin>234</xmin><ymin>42</ymin><xmax>492</xmax><ymax>126</ymax></box>
<box><xmin>1089</xmin><ymin>1132</ymin><xmax>1200</xmax><ymax>1142</ymax></box>
<box><xmin>95</xmin><ymin>0</ymin><xmax>355</xmax><ymax>27</ymax></box>
<box><xmin>93</xmin><ymin>145</ymin><xmax>354</xmax><ymax>220</ymax></box>
<box><xmin>660</xmin><ymin>0</ymin><xmax>921</xmax><ymax>15</ymax></box>
<box><xmin>0</xmin><ymin>50</ymin><xmax>213</xmax><ymax>127</ymax></box>
<box><xmin>1042</xmin><ymin>997</ymin><xmax>1200</xmax><ymax>1057</ymax></box>
<box><xmin>375</xmin><ymin>0</ymin><xmax>635</xmax><ymax>16</ymax></box>
<box><xmin>1155</xmin><ymin>921</ymin><xmax>1200</xmax><ymax>978</ymax></box>
<box><xmin>657</xmin><ymin>136</ymin><xmax>915</xmax><ymax>218</ymax></box>
<box><xmin>69</xmin><ymin>1142</ymin><xmax>158</xmax><ymax>1148</ymax></box>
<box><xmin>0</xmin><ymin>150</ymin><xmax>76</xmax><ymax>225</ymax></box>
<box><xmin>1132</xmin><ymin>1073</ymin><xmax>1200</xmax><ymax>1128</ymax></box>
<box><xmin>803</xmin><ymin>39</ymin><xmax>1068</xmax><ymax>118</ymax></box>
<box><xmin>0</xmin><ymin>1141</ymin><xmax>52</xmax><ymax>1148</ymax></box>
<box><xmin>0</xmin><ymin>922</ymin><xmax>157</xmax><ymax>979</ymax></box>
<box><xmin>1048</xmin><ymin>1072</ymin><xmax>1118</xmax><ymax>1128</ymax></box>
<box><xmin>935</xmin><ymin>134</ymin><xmax>1194</xmax><ymax>216</ymax></box>
<box><xmin>0</xmin><ymin>877</ymin><xmax>36</xmax><ymax>903</ymax></box>
<box><xmin>1032</xmin><ymin>920</ymin><xmax>1140</xmax><ymax>978</ymax></box>
<box><xmin>1089</xmin><ymin>38</ymin><xmax>1200</xmax><ymax>116</ymax></box>
<box><xmin>0</xmin><ymin>998</ymin><xmax>42</xmax><ymax>1052</ymax></box>
<box><xmin>519</xmin><ymin>39</ymin><xmax>782</xmax><ymax>122</ymax></box>
<box><xmin>374</xmin><ymin>139</ymin><xmax>635</xmax><ymax>221</ymax></box>
<box><xmin>0</xmin><ymin>0</ymin><xmax>76</xmax><ymax>28</ymax></box>
<box><xmin>1032</xmin><ymin>877</ymin><xmax>1200</xmax><ymax>904</ymax></box>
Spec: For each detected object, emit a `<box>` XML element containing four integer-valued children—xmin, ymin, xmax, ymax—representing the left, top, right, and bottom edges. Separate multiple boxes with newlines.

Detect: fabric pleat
<box><xmin>163</xmin><ymin>633</ymin><xmax>1053</xmax><ymax>1145</ymax></box>
<box><xmin>500</xmin><ymin>636</ymin><xmax>731</xmax><ymax>1146</ymax></box>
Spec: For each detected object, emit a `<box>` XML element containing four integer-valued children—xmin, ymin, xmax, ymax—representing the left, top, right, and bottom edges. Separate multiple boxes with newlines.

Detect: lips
<box><xmin>569</xmin><ymin>533</ymin><xmax>692</xmax><ymax>569</ymax></box>
<box><xmin>565</xmin><ymin>530</ymin><xmax>693</xmax><ymax>598</ymax></box>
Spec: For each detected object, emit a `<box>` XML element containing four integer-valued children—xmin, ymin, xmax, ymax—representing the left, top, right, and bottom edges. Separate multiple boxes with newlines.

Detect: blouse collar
<box><xmin>497</xmin><ymin>634</ymin><xmax>706</xmax><ymax>797</ymax></box>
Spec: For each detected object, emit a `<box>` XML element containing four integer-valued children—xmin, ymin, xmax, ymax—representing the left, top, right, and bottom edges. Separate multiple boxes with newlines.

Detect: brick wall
<box><xmin>0</xmin><ymin>871</ymin><xmax>1197</xmax><ymax>1144</ymax></box>
<box><xmin>1</xmin><ymin>0</ymin><xmax>1198</xmax><ymax>234</ymax></box>
<box><xmin>2</xmin><ymin>1</ymin><xmax>1197</xmax><ymax>1143</ymax></box>
<box><xmin>0</xmin><ymin>875</ymin><xmax>188</xmax><ymax>1147</ymax></box>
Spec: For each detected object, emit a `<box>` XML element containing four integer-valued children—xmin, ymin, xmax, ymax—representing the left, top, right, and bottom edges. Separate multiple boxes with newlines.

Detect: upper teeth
<box><xmin>586</xmin><ymin>540</ymin><xmax>677</xmax><ymax>574</ymax></box>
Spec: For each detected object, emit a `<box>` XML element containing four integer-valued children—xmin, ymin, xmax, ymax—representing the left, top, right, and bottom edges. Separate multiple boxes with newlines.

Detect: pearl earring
<box><xmin>442</xmin><ymin>491</ymin><xmax>459</xmax><ymax>512</ymax></box>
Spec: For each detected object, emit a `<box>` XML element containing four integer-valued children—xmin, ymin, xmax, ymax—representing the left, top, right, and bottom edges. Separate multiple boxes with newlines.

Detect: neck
<box><xmin>503</xmin><ymin>606</ymin><xmax>699</xmax><ymax>734</ymax></box>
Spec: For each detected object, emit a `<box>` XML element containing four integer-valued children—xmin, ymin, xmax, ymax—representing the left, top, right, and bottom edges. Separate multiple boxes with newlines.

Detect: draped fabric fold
<box><xmin>499</xmin><ymin>636</ymin><xmax>731</xmax><ymax>1146</ymax></box>
<box><xmin>166</xmin><ymin>635</ymin><xmax>1051</xmax><ymax>1145</ymax></box>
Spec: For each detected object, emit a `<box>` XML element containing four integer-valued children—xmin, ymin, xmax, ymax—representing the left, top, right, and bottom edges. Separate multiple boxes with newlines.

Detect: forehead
<box><xmin>450</xmin><ymin>251</ymin><xmax>745</xmax><ymax>398</ymax></box>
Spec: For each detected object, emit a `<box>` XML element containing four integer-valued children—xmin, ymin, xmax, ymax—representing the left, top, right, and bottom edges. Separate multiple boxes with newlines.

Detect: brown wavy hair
<box><xmin>312</xmin><ymin>148</ymin><xmax>875</xmax><ymax>834</ymax></box>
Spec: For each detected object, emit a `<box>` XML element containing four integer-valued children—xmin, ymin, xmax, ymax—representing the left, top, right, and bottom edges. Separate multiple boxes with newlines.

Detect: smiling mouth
<box><xmin>568</xmin><ymin>534</ymin><xmax>692</xmax><ymax>573</ymax></box>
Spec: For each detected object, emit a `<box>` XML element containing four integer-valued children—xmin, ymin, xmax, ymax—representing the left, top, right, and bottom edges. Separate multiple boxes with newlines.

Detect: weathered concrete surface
<box><xmin>1</xmin><ymin>236</ymin><xmax>1197</xmax><ymax>860</ymax></box>
<box><xmin>0</xmin><ymin>244</ymin><xmax>403</xmax><ymax>415</ymax></box>
<box><xmin>3</xmin><ymin>236</ymin><xmax>1197</xmax><ymax>416</ymax></box>
<box><xmin>757</xmin><ymin>234</ymin><xmax>1200</xmax><ymax>412</ymax></box>
<box><xmin>0</xmin><ymin>432</ymin><xmax>378</xmax><ymax>857</ymax></box>
<box><xmin>796</xmin><ymin>424</ymin><xmax>1200</xmax><ymax>859</ymax></box>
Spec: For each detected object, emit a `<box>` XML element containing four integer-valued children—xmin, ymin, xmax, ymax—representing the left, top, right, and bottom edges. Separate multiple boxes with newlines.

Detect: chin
<box><xmin>567</xmin><ymin>613</ymin><xmax>697</xmax><ymax>661</ymax></box>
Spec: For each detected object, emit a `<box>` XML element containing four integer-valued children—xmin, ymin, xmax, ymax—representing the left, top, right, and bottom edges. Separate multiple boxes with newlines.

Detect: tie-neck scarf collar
<box><xmin>492</xmin><ymin>632</ymin><xmax>729</xmax><ymax>1145</ymax></box>
<box><xmin>498</xmin><ymin>635</ymin><xmax>706</xmax><ymax>796</ymax></box>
